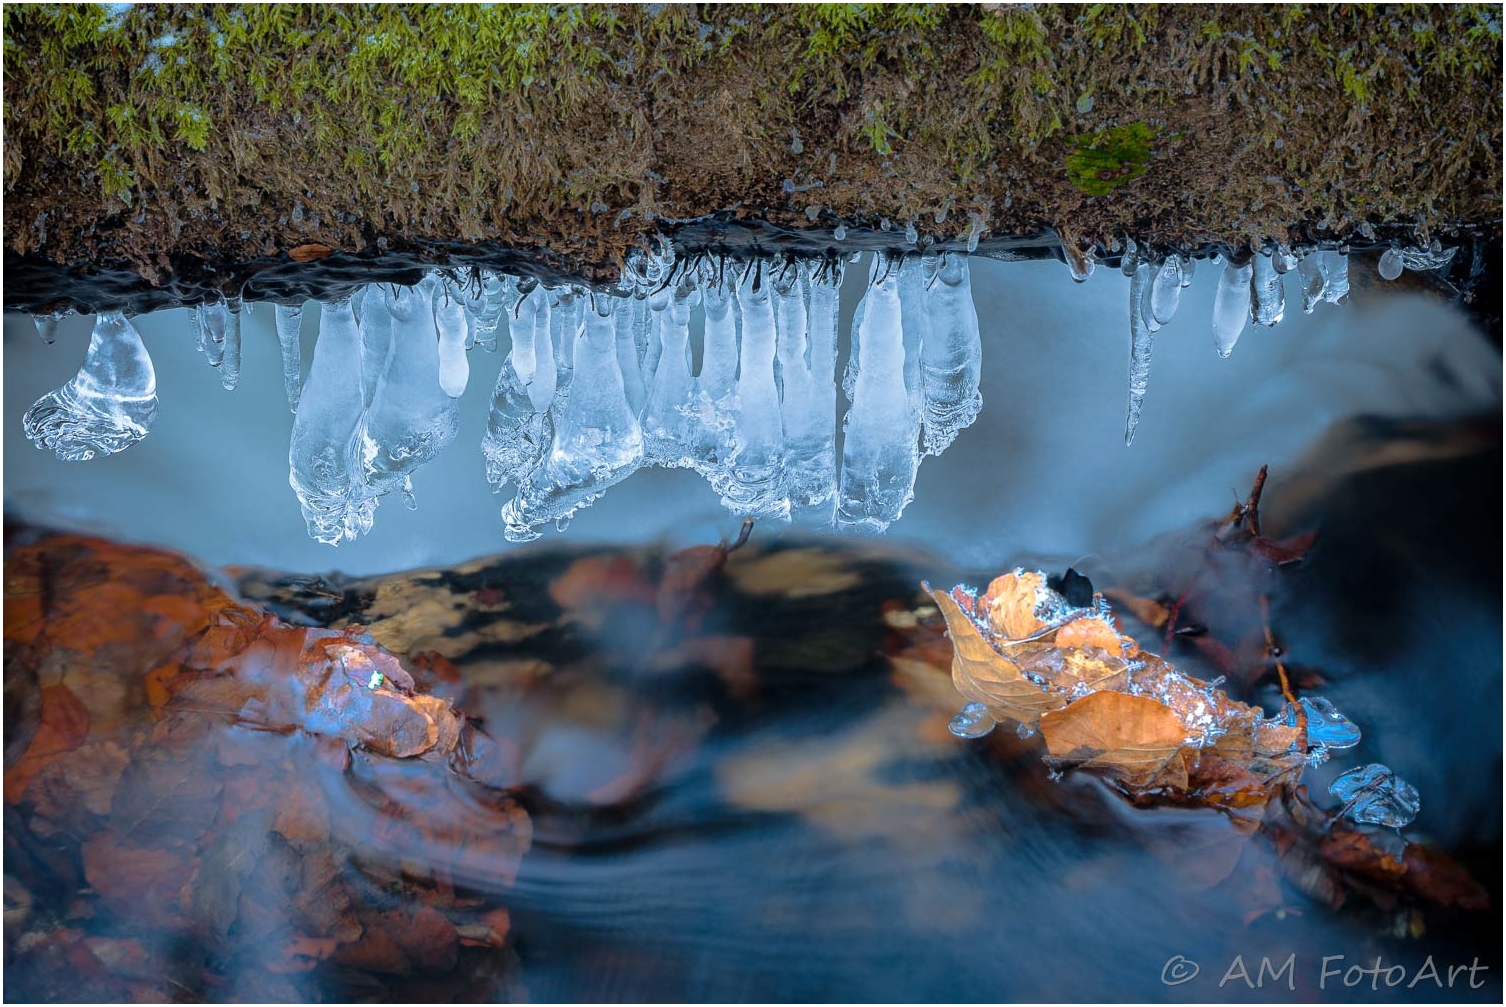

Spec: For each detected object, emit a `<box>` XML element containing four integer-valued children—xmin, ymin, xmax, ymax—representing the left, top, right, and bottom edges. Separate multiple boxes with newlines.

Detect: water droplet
<box><xmin>1016</xmin><ymin>722</ymin><xmax>1037</xmax><ymax>740</ymax></box>
<box><xmin>833</xmin><ymin>224</ymin><xmax>847</xmax><ymax>242</ymax></box>
<box><xmin>1076</xmin><ymin>92</ymin><xmax>1094</xmax><ymax>114</ymax></box>
<box><xmin>905</xmin><ymin>221</ymin><xmax>918</xmax><ymax>245</ymax></box>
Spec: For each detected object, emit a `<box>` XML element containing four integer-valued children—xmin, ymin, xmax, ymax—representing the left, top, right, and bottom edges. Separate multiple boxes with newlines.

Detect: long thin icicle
<box><xmin>1124</xmin><ymin>261</ymin><xmax>1154</xmax><ymax>446</ymax></box>
<box><xmin>1251</xmin><ymin>253</ymin><xmax>1285</xmax><ymax>327</ymax></box>
<box><xmin>274</xmin><ymin>303</ymin><xmax>305</xmax><ymax>412</ymax></box>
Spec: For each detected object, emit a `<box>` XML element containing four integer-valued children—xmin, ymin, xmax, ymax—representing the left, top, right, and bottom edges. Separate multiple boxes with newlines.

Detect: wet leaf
<box><xmin>978</xmin><ymin>570</ymin><xmax>1048</xmax><ymax>640</ymax></box>
<box><xmin>1040</xmin><ymin>691</ymin><xmax>1189</xmax><ymax>789</ymax></box>
<box><xmin>928</xmin><ymin>588</ymin><xmax>1067</xmax><ymax>730</ymax></box>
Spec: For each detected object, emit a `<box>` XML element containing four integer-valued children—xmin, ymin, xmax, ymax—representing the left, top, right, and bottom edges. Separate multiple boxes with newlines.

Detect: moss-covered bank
<box><xmin>3</xmin><ymin>3</ymin><xmax>1501</xmax><ymax>308</ymax></box>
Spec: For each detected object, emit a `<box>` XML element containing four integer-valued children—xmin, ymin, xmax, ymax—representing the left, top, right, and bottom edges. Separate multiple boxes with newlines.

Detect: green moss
<box><xmin>1</xmin><ymin>3</ymin><xmax>1500</xmax><ymax>275</ymax></box>
<box><xmin>1066</xmin><ymin>123</ymin><xmax>1158</xmax><ymax>197</ymax></box>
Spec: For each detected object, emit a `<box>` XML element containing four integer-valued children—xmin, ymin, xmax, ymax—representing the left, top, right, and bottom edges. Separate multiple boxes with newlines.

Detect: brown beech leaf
<box><xmin>928</xmin><ymin>588</ymin><xmax>1067</xmax><ymax>729</ymax></box>
<box><xmin>287</xmin><ymin>242</ymin><xmax>334</xmax><ymax>262</ymax></box>
<box><xmin>1039</xmin><ymin>691</ymin><xmax>1189</xmax><ymax>789</ymax></box>
<box><xmin>1055</xmin><ymin>617</ymin><xmax>1124</xmax><ymax>656</ymax></box>
<box><xmin>978</xmin><ymin>570</ymin><xmax>1048</xmax><ymax>640</ymax></box>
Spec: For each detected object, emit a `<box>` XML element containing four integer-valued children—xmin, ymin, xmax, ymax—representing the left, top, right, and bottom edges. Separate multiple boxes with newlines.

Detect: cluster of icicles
<box><xmin>21</xmin><ymin>241</ymin><xmax>1453</xmax><ymax>544</ymax></box>
<box><xmin>24</xmin><ymin>251</ymin><xmax>986</xmax><ymax>544</ymax></box>
<box><xmin>1114</xmin><ymin>241</ymin><xmax>1454</xmax><ymax>444</ymax></box>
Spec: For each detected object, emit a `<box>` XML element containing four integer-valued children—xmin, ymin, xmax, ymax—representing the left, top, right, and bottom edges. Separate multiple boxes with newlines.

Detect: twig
<box><xmin>1260</xmin><ymin>593</ymin><xmax>1307</xmax><ymax>747</ymax></box>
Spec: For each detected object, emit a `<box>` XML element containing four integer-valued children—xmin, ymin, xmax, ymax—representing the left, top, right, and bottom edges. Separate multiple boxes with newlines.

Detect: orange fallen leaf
<box><xmin>1040</xmin><ymin>691</ymin><xmax>1189</xmax><ymax>789</ymax></box>
<box><xmin>928</xmin><ymin>588</ymin><xmax>1068</xmax><ymax>730</ymax></box>
<box><xmin>978</xmin><ymin>570</ymin><xmax>1048</xmax><ymax>640</ymax></box>
<box><xmin>287</xmin><ymin>242</ymin><xmax>334</xmax><ymax>262</ymax></box>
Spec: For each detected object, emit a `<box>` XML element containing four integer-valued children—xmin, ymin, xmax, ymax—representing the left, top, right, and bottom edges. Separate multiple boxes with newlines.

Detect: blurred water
<box><xmin>5</xmin><ymin>258</ymin><xmax>1497</xmax><ymax>575</ymax></box>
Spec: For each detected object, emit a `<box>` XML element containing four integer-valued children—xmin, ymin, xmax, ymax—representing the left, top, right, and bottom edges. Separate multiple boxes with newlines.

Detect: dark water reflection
<box><xmin>5</xmin><ymin>419</ymin><xmax>1501</xmax><ymax>1003</ymax></box>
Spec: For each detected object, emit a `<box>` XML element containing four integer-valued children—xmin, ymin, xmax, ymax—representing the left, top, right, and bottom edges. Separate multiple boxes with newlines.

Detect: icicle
<box><xmin>687</xmin><ymin>261</ymin><xmax>741</xmax><ymax>484</ymax></box>
<box><xmin>616</xmin><ymin>295</ymin><xmax>649</xmax><ymax>417</ymax></box>
<box><xmin>219</xmin><ymin>298</ymin><xmax>243</xmax><ymax>391</ymax></box>
<box><xmin>1212</xmin><ymin>261</ymin><xmax>1253</xmax><ymax>358</ymax></box>
<box><xmin>357</xmin><ymin>285</ymin><xmax>393</xmax><ymax>409</ymax></box>
<box><xmin>361</xmin><ymin>282</ymin><xmax>461</xmax><ymax>507</ymax></box>
<box><xmin>1251</xmin><ymin>253</ymin><xmax>1285</xmax><ymax>327</ymax></box>
<box><xmin>1272</xmin><ymin>244</ymin><xmax>1298</xmax><ymax>274</ymax></box>
<box><xmin>1318</xmin><ymin>250</ymin><xmax>1350</xmax><ymax>304</ymax></box>
<box><xmin>917</xmin><ymin>253</ymin><xmax>982</xmax><ymax>456</ymax></box>
<box><xmin>1149</xmin><ymin>256</ymin><xmax>1182</xmax><ymax>326</ymax></box>
<box><xmin>501</xmin><ymin>296</ymin><xmax>644</xmax><ymax>541</ymax></box>
<box><xmin>519</xmin><ymin>283</ymin><xmax>557</xmax><ymax>413</ymax></box>
<box><xmin>773</xmin><ymin>260</ymin><xmax>832</xmax><ymax>518</ymax></box>
<box><xmin>450</xmin><ymin>275</ymin><xmax>487</xmax><ymax>351</ymax></box>
<box><xmin>1295</xmin><ymin>254</ymin><xmax>1325</xmax><ymax>314</ymax></box>
<box><xmin>1124</xmin><ymin>261</ymin><xmax>1154</xmax><ymax>446</ymax></box>
<box><xmin>274</xmin><ymin>303</ymin><xmax>305</xmax><ymax>412</ymax></box>
<box><xmin>1377</xmin><ymin>247</ymin><xmax>1404</xmax><ymax>281</ymax></box>
<box><xmin>549</xmin><ymin>287</ymin><xmax>583</xmax><ymax>404</ymax></box>
<box><xmin>199</xmin><ymin>300</ymin><xmax>230</xmax><ymax>368</ymax></box>
<box><xmin>472</xmin><ymin>272</ymin><xmax>512</xmax><ymax>350</ymax></box>
<box><xmin>640</xmin><ymin>285</ymin><xmax>668</xmax><ymax>395</ymax></box>
<box><xmin>33</xmin><ymin>311</ymin><xmax>67</xmax><ymax>344</ymax></box>
<box><xmin>24</xmin><ymin>312</ymin><xmax>157</xmax><ymax>461</ymax></box>
<box><xmin>721</xmin><ymin>261</ymin><xmax>791</xmax><ymax>521</ymax></box>
<box><xmin>837</xmin><ymin>257</ymin><xmax>921</xmax><ymax>531</ymax></box>
<box><xmin>288</xmin><ymin>299</ymin><xmax>374</xmax><ymax>545</ymax></box>
<box><xmin>904</xmin><ymin>221</ymin><xmax>919</xmax><ymax>245</ymax></box>
<box><xmin>1179</xmin><ymin>257</ymin><xmax>1195</xmax><ymax>287</ymax></box>
<box><xmin>641</xmin><ymin>275</ymin><xmax>702</xmax><ymax>467</ymax></box>
<box><xmin>482</xmin><ymin>335</ymin><xmax>551</xmax><ymax>493</ymax></box>
<box><xmin>434</xmin><ymin>278</ymin><xmax>470</xmax><ymax>397</ymax></box>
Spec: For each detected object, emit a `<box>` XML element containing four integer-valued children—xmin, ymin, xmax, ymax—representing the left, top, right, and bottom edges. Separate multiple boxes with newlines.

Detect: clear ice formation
<box><xmin>1124</xmin><ymin>260</ymin><xmax>1155</xmax><ymax>446</ymax></box>
<box><xmin>288</xmin><ymin>298</ymin><xmax>375</xmax><ymax>545</ymax></box>
<box><xmin>1377</xmin><ymin>247</ymin><xmax>1405</xmax><ymax>281</ymax></box>
<box><xmin>1280</xmin><ymin>695</ymin><xmax>1362</xmax><ymax>750</ymax></box>
<box><xmin>948</xmin><ymin>701</ymin><xmax>997</xmax><ymax>739</ymax></box>
<box><xmin>23</xmin><ymin>312</ymin><xmax>158</xmax><ymax>461</ymax></box>
<box><xmin>918</xmin><ymin>254</ymin><xmax>983</xmax><ymax>456</ymax></box>
<box><xmin>1212</xmin><ymin>261</ymin><xmax>1254</xmax><ymax>357</ymax></box>
<box><xmin>1251</xmin><ymin>253</ymin><xmax>1285</xmax><ymax>327</ymax></box>
<box><xmin>274</xmin><ymin>304</ymin><xmax>304</xmax><ymax>412</ymax></box>
<box><xmin>1329</xmin><ymin>763</ymin><xmax>1421</xmax><ymax>829</ymax></box>
<box><xmin>838</xmin><ymin>257</ymin><xmax>922</xmax><ymax>531</ymax></box>
<box><xmin>29</xmin><ymin>235</ymin><xmax>1388</xmax><ymax>543</ymax></box>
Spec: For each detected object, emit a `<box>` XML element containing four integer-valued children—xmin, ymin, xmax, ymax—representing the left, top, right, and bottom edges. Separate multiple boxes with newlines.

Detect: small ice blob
<box><xmin>949</xmin><ymin>702</ymin><xmax>997</xmax><ymax>739</ymax></box>
<box><xmin>1377</xmin><ymin>247</ymin><xmax>1404</xmax><ymax>281</ymax></box>
<box><xmin>23</xmin><ymin>312</ymin><xmax>158</xmax><ymax>461</ymax></box>
<box><xmin>1329</xmin><ymin>763</ymin><xmax>1421</xmax><ymax>829</ymax></box>
<box><xmin>1280</xmin><ymin>696</ymin><xmax>1362</xmax><ymax>750</ymax></box>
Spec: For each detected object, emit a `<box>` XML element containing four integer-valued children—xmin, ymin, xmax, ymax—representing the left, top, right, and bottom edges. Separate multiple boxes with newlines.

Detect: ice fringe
<box><xmin>27</xmin><ymin>235</ymin><xmax>1386</xmax><ymax>542</ymax></box>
